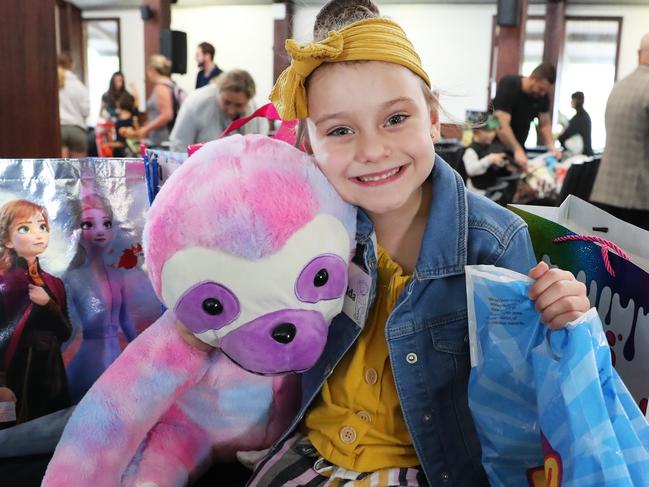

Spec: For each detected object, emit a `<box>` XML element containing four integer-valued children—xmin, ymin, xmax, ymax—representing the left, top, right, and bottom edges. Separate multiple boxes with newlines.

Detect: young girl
<box><xmin>63</xmin><ymin>193</ymin><xmax>137</xmax><ymax>403</ymax></box>
<box><xmin>0</xmin><ymin>200</ymin><xmax>72</xmax><ymax>424</ymax></box>
<box><xmin>235</xmin><ymin>2</ymin><xmax>592</xmax><ymax>486</ymax></box>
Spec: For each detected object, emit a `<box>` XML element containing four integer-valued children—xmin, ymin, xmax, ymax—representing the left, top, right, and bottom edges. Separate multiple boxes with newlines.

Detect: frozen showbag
<box><xmin>466</xmin><ymin>265</ymin><xmax>649</xmax><ymax>487</ymax></box>
<box><xmin>0</xmin><ymin>158</ymin><xmax>162</xmax><ymax>429</ymax></box>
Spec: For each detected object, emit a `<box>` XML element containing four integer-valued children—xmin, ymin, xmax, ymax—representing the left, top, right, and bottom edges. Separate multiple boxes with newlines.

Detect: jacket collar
<box><xmin>354</xmin><ymin>155</ymin><xmax>468</xmax><ymax>280</ymax></box>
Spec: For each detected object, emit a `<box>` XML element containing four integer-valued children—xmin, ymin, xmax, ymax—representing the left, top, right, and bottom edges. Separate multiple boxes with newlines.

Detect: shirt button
<box><xmin>357</xmin><ymin>410</ymin><xmax>372</xmax><ymax>423</ymax></box>
<box><xmin>422</xmin><ymin>413</ymin><xmax>432</xmax><ymax>424</ymax></box>
<box><xmin>364</xmin><ymin>367</ymin><xmax>378</xmax><ymax>385</ymax></box>
<box><xmin>440</xmin><ymin>471</ymin><xmax>450</xmax><ymax>482</ymax></box>
<box><xmin>406</xmin><ymin>352</ymin><xmax>418</xmax><ymax>364</ymax></box>
<box><xmin>339</xmin><ymin>426</ymin><xmax>357</xmax><ymax>444</ymax></box>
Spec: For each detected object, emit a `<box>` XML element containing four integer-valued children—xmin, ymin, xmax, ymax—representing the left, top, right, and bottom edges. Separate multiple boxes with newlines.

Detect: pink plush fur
<box><xmin>42</xmin><ymin>135</ymin><xmax>356</xmax><ymax>487</ymax></box>
<box><xmin>146</xmin><ymin>135</ymin><xmax>320</xmax><ymax>297</ymax></box>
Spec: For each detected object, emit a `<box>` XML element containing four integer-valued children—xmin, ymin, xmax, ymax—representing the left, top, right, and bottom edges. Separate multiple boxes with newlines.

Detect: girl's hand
<box><xmin>28</xmin><ymin>284</ymin><xmax>50</xmax><ymax>306</ymax></box>
<box><xmin>528</xmin><ymin>261</ymin><xmax>590</xmax><ymax>330</ymax></box>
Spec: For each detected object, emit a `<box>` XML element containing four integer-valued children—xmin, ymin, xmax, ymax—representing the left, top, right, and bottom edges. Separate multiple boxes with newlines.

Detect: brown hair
<box><xmin>0</xmin><ymin>200</ymin><xmax>49</xmax><ymax>274</ymax></box>
<box><xmin>216</xmin><ymin>69</ymin><xmax>256</xmax><ymax>99</ymax></box>
<box><xmin>295</xmin><ymin>0</ymin><xmax>438</xmax><ymax>147</ymax></box>
<box><xmin>68</xmin><ymin>194</ymin><xmax>114</xmax><ymax>270</ymax></box>
<box><xmin>530</xmin><ymin>62</ymin><xmax>557</xmax><ymax>84</ymax></box>
<box><xmin>57</xmin><ymin>51</ymin><xmax>73</xmax><ymax>70</ymax></box>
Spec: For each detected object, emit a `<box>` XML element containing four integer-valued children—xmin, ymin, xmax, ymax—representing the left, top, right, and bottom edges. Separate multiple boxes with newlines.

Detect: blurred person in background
<box><xmin>558</xmin><ymin>91</ymin><xmax>592</xmax><ymax>156</ymax></box>
<box><xmin>58</xmin><ymin>52</ymin><xmax>90</xmax><ymax>158</ymax></box>
<box><xmin>99</xmin><ymin>71</ymin><xmax>139</xmax><ymax>121</ymax></box>
<box><xmin>195</xmin><ymin>42</ymin><xmax>223</xmax><ymax>89</ymax></box>
<box><xmin>135</xmin><ymin>55</ymin><xmax>174</xmax><ymax>148</ymax></box>
<box><xmin>169</xmin><ymin>69</ymin><xmax>265</xmax><ymax>152</ymax></box>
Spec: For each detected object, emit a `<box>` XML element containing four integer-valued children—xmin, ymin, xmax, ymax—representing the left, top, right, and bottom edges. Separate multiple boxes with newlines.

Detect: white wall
<box><xmin>294</xmin><ymin>4</ymin><xmax>498</xmax><ymax>123</ymax></box>
<box><xmin>83</xmin><ymin>10</ymin><xmax>145</xmax><ymax>114</ymax></box>
<box><xmin>171</xmin><ymin>4</ymin><xmax>275</xmax><ymax>109</ymax></box>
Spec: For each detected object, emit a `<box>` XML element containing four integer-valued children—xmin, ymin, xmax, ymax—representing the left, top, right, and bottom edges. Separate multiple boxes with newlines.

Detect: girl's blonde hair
<box><xmin>295</xmin><ymin>0</ymin><xmax>438</xmax><ymax>148</ymax></box>
<box><xmin>0</xmin><ymin>200</ymin><xmax>49</xmax><ymax>274</ymax></box>
<box><xmin>148</xmin><ymin>54</ymin><xmax>172</xmax><ymax>77</ymax></box>
<box><xmin>68</xmin><ymin>194</ymin><xmax>114</xmax><ymax>270</ymax></box>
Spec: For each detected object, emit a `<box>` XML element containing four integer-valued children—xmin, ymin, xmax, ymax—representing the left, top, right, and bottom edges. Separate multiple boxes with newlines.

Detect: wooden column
<box><xmin>0</xmin><ymin>0</ymin><xmax>60</xmax><ymax>157</ymax></box>
<box><xmin>273</xmin><ymin>0</ymin><xmax>294</xmax><ymax>83</ymax></box>
<box><xmin>143</xmin><ymin>0</ymin><xmax>171</xmax><ymax>98</ymax></box>
<box><xmin>543</xmin><ymin>0</ymin><xmax>566</xmax><ymax>121</ymax></box>
<box><xmin>494</xmin><ymin>0</ymin><xmax>528</xmax><ymax>84</ymax></box>
<box><xmin>57</xmin><ymin>0</ymin><xmax>85</xmax><ymax>82</ymax></box>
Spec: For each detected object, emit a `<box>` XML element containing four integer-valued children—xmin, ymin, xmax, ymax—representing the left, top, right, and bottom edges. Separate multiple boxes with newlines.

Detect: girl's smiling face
<box><xmin>5</xmin><ymin>211</ymin><xmax>50</xmax><ymax>260</ymax></box>
<box><xmin>80</xmin><ymin>207</ymin><xmax>114</xmax><ymax>250</ymax></box>
<box><xmin>305</xmin><ymin>61</ymin><xmax>437</xmax><ymax>218</ymax></box>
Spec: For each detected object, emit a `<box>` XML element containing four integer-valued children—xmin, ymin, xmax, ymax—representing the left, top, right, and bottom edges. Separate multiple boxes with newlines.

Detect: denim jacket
<box><xmin>251</xmin><ymin>156</ymin><xmax>537</xmax><ymax>486</ymax></box>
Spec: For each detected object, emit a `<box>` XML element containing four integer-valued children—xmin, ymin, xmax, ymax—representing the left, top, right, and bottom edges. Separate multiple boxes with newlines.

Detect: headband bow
<box><xmin>269</xmin><ymin>18</ymin><xmax>430</xmax><ymax>120</ymax></box>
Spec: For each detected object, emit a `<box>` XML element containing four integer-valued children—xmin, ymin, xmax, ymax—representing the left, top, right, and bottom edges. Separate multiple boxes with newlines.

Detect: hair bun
<box><xmin>313</xmin><ymin>0</ymin><xmax>380</xmax><ymax>40</ymax></box>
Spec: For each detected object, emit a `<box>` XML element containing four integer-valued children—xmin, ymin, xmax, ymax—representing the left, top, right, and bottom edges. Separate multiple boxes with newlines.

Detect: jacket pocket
<box><xmin>429</xmin><ymin>310</ymin><xmax>469</xmax><ymax>355</ymax></box>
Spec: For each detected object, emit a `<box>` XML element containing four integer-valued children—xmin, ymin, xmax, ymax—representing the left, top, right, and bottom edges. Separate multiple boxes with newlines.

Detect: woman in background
<box><xmin>100</xmin><ymin>71</ymin><xmax>140</xmax><ymax>122</ymax></box>
<box><xmin>136</xmin><ymin>55</ymin><xmax>174</xmax><ymax>148</ymax></box>
<box><xmin>58</xmin><ymin>52</ymin><xmax>90</xmax><ymax>158</ymax></box>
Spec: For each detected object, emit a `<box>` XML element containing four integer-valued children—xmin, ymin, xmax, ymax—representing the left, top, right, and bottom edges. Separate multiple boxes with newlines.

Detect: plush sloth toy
<box><xmin>42</xmin><ymin>134</ymin><xmax>356</xmax><ymax>487</ymax></box>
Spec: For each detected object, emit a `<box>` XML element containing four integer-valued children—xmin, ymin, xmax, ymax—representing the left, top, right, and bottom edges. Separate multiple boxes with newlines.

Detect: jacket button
<box><xmin>357</xmin><ymin>410</ymin><xmax>372</xmax><ymax>423</ymax></box>
<box><xmin>406</xmin><ymin>352</ymin><xmax>418</xmax><ymax>364</ymax></box>
<box><xmin>422</xmin><ymin>413</ymin><xmax>432</xmax><ymax>424</ymax></box>
<box><xmin>440</xmin><ymin>471</ymin><xmax>450</xmax><ymax>482</ymax></box>
<box><xmin>339</xmin><ymin>426</ymin><xmax>357</xmax><ymax>444</ymax></box>
<box><xmin>364</xmin><ymin>367</ymin><xmax>378</xmax><ymax>385</ymax></box>
<box><xmin>324</xmin><ymin>364</ymin><xmax>332</xmax><ymax>376</ymax></box>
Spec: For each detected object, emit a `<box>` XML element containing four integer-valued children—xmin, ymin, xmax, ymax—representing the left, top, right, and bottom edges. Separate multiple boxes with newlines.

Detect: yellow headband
<box><xmin>269</xmin><ymin>17</ymin><xmax>431</xmax><ymax>120</ymax></box>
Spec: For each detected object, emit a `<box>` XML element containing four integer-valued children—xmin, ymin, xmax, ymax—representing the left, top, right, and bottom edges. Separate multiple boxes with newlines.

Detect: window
<box><xmin>521</xmin><ymin>16</ymin><xmax>621</xmax><ymax>151</ymax></box>
<box><xmin>84</xmin><ymin>18</ymin><xmax>121</xmax><ymax>127</ymax></box>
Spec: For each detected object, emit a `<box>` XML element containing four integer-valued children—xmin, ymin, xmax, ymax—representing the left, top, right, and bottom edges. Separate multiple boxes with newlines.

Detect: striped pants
<box><xmin>248</xmin><ymin>433</ymin><xmax>428</xmax><ymax>487</ymax></box>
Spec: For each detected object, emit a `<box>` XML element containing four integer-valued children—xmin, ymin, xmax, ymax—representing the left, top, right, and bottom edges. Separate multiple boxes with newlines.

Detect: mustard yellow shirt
<box><xmin>304</xmin><ymin>246</ymin><xmax>418</xmax><ymax>471</ymax></box>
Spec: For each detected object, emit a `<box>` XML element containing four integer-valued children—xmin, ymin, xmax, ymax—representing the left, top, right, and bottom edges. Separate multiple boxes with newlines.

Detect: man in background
<box><xmin>492</xmin><ymin>62</ymin><xmax>561</xmax><ymax>169</ymax></box>
<box><xmin>195</xmin><ymin>42</ymin><xmax>223</xmax><ymax>89</ymax></box>
<box><xmin>590</xmin><ymin>32</ymin><xmax>649</xmax><ymax>230</ymax></box>
<box><xmin>558</xmin><ymin>91</ymin><xmax>593</xmax><ymax>156</ymax></box>
<box><xmin>170</xmin><ymin>69</ymin><xmax>266</xmax><ymax>152</ymax></box>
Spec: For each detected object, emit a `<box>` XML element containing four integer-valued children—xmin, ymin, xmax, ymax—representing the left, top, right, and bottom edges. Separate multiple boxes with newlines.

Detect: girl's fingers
<box><xmin>540</xmin><ymin>295</ymin><xmax>590</xmax><ymax>327</ymax></box>
<box><xmin>529</xmin><ymin>268</ymin><xmax>579</xmax><ymax>300</ymax></box>
<box><xmin>528</xmin><ymin>261</ymin><xmax>549</xmax><ymax>280</ymax></box>
<box><xmin>533</xmin><ymin>278</ymin><xmax>587</xmax><ymax>311</ymax></box>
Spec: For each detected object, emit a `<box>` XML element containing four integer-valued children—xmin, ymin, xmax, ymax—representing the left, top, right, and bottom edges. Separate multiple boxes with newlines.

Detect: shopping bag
<box><xmin>0</xmin><ymin>157</ymin><xmax>162</xmax><ymax>435</ymax></box>
<box><xmin>466</xmin><ymin>265</ymin><xmax>649</xmax><ymax>487</ymax></box>
<box><xmin>510</xmin><ymin>195</ymin><xmax>649</xmax><ymax>416</ymax></box>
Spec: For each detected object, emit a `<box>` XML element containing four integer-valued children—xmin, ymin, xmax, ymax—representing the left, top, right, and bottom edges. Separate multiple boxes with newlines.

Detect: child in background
<box><xmin>186</xmin><ymin>1</ymin><xmax>590</xmax><ymax>485</ymax></box>
<box><xmin>462</xmin><ymin>115</ymin><xmax>517</xmax><ymax>195</ymax></box>
<box><xmin>108</xmin><ymin>92</ymin><xmax>139</xmax><ymax>157</ymax></box>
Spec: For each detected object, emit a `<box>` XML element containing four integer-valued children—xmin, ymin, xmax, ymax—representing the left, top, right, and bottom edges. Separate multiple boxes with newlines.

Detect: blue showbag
<box><xmin>465</xmin><ymin>265</ymin><xmax>649</xmax><ymax>487</ymax></box>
